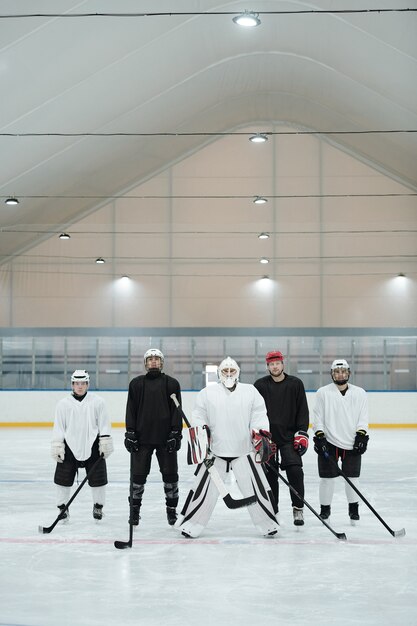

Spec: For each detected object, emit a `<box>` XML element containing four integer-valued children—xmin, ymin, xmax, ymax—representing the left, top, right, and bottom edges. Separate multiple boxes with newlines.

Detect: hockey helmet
<box><xmin>331</xmin><ymin>359</ymin><xmax>350</xmax><ymax>385</ymax></box>
<box><xmin>71</xmin><ymin>369</ymin><xmax>90</xmax><ymax>383</ymax></box>
<box><xmin>218</xmin><ymin>356</ymin><xmax>240</xmax><ymax>389</ymax></box>
<box><xmin>144</xmin><ymin>348</ymin><xmax>164</xmax><ymax>369</ymax></box>
<box><xmin>266</xmin><ymin>350</ymin><xmax>284</xmax><ymax>364</ymax></box>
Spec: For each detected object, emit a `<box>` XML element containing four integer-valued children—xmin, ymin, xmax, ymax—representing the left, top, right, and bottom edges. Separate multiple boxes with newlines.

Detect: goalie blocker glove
<box><xmin>353</xmin><ymin>430</ymin><xmax>369</xmax><ymax>455</ymax></box>
<box><xmin>166</xmin><ymin>430</ymin><xmax>182</xmax><ymax>453</ymax></box>
<box><xmin>252</xmin><ymin>429</ymin><xmax>277</xmax><ymax>463</ymax></box>
<box><xmin>99</xmin><ymin>435</ymin><xmax>114</xmax><ymax>458</ymax></box>
<box><xmin>313</xmin><ymin>431</ymin><xmax>329</xmax><ymax>457</ymax></box>
<box><xmin>124</xmin><ymin>430</ymin><xmax>140</xmax><ymax>453</ymax></box>
<box><xmin>293</xmin><ymin>430</ymin><xmax>309</xmax><ymax>456</ymax></box>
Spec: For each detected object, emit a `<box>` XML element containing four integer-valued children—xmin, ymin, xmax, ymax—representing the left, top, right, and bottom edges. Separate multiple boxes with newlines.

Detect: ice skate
<box><xmin>349</xmin><ymin>502</ymin><xmax>359</xmax><ymax>523</ymax></box>
<box><xmin>93</xmin><ymin>503</ymin><xmax>103</xmax><ymax>520</ymax></box>
<box><xmin>293</xmin><ymin>507</ymin><xmax>304</xmax><ymax>526</ymax></box>
<box><xmin>319</xmin><ymin>505</ymin><xmax>331</xmax><ymax>520</ymax></box>
<box><xmin>166</xmin><ymin>506</ymin><xmax>177</xmax><ymax>526</ymax></box>
<box><xmin>57</xmin><ymin>504</ymin><xmax>69</xmax><ymax>522</ymax></box>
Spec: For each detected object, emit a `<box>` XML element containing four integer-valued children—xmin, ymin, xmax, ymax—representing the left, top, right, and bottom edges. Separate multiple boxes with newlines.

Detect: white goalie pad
<box><xmin>184</xmin><ymin>427</ymin><xmax>209</xmax><ymax>465</ymax></box>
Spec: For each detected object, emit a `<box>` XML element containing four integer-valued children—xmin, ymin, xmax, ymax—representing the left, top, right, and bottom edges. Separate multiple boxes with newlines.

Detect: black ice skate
<box><xmin>166</xmin><ymin>506</ymin><xmax>177</xmax><ymax>526</ymax></box>
<box><xmin>57</xmin><ymin>504</ymin><xmax>69</xmax><ymax>522</ymax></box>
<box><xmin>349</xmin><ymin>502</ymin><xmax>360</xmax><ymax>521</ymax></box>
<box><xmin>319</xmin><ymin>505</ymin><xmax>331</xmax><ymax>520</ymax></box>
<box><xmin>293</xmin><ymin>507</ymin><xmax>304</xmax><ymax>526</ymax></box>
<box><xmin>129</xmin><ymin>505</ymin><xmax>141</xmax><ymax>526</ymax></box>
<box><xmin>93</xmin><ymin>503</ymin><xmax>103</xmax><ymax>520</ymax></box>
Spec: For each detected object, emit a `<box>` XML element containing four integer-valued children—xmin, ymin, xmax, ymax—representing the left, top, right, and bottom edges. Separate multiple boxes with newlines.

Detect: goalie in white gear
<box><xmin>51</xmin><ymin>370</ymin><xmax>114</xmax><ymax>522</ymax></box>
<box><xmin>175</xmin><ymin>357</ymin><xmax>279</xmax><ymax>538</ymax></box>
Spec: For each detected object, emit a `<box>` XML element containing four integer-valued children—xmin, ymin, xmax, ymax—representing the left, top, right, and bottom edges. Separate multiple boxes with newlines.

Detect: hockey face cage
<box><xmin>218</xmin><ymin>357</ymin><xmax>240</xmax><ymax>388</ymax></box>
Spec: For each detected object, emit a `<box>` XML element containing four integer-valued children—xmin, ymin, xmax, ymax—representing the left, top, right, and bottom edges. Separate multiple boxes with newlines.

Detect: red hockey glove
<box><xmin>252</xmin><ymin>429</ymin><xmax>277</xmax><ymax>463</ymax></box>
<box><xmin>293</xmin><ymin>430</ymin><xmax>309</xmax><ymax>456</ymax></box>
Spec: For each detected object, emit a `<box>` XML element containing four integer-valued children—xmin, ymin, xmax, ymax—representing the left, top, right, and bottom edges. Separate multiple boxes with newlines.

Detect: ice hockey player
<box><xmin>311</xmin><ymin>359</ymin><xmax>369</xmax><ymax>521</ymax></box>
<box><xmin>51</xmin><ymin>370</ymin><xmax>114</xmax><ymax>521</ymax></box>
<box><xmin>254</xmin><ymin>350</ymin><xmax>310</xmax><ymax>527</ymax></box>
<box><xmin>175</xmin><ymin>357</ymin><xmax>279</xmax><ymax>538</ymax></box>
<box><xmin>124</xmin><ymin>349</ymin><xmax>182</xmax><ymax>527</ymax></box>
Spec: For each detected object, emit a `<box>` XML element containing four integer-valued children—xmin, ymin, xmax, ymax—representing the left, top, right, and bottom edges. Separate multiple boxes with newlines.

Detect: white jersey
<box><xmin>311</xmin><ymin>383</ymin><xmax>369</xmax><ymax>450</ymax></box>
<box><xmin>52</xmin><ymin>393</ymin><xmax>112</xmax><ymax>461</ymax></box>
<box><xmin>191</xmin><ymin>382</ymin><xmax>268</xmax><ymax>457</ymax></box>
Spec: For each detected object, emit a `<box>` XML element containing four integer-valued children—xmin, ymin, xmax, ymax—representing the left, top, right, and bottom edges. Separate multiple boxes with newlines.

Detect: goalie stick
<box><xmin>266</xmin><ymin>461</ymin><xmax>347</xmax><ymax>541</ymax></box>
<box><xmin>114</xmin><ymin>451</ymin><xmax>134</xmax><ymax>549</ymax></box>
<box><xmin>170</xmin><ymin>394</ymin><xmax>257</xmax><ymax>510</ymax></box>
<box><xmin>39</xmin><ymin>454</ymin><xmax>104</xmax><ymax>534</ymax></box>
<box><xmin>325</xmin><ymin>454</ymin><xmax>406</xmax><ymax>538</ymax></box>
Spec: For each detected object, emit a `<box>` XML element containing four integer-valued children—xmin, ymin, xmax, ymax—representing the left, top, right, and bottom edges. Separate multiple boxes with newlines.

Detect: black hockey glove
<box><xmin>313</xmin><ymin>431</ymin><xmax>329</xmax><ymax>457</ymax></box>
<box><xmin>124</xmin><ymin>430</ymin><xmax>139</xmax><ymax>453</ymax></box>
<box><xmin>353</xmin><ymin>430</ymin><xmax>369</xmax><ymax>455</ymax></box>
<box><xmin>166</xmin><ymin>430</ymin><xmax>182</xmax><ymax>453</ymax></box>
<box><xmin>293</xmin><ymin>430</ymin><xmax>309</xmax><ymax>456</ymax></box>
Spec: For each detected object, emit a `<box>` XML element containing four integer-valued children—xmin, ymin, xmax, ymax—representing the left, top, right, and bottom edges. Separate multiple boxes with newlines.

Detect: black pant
<box><xmin>131</xmin><ymin>444</ymin><xmax>178</xmax><ymax>485</ymax></box>
<box><xmin>265</xmin><ymin>443</ymin><xmax>305</xmax><ymax>509</ymax></box>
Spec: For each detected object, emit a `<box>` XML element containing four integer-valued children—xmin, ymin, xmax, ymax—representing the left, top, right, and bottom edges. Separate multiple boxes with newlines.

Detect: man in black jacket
<box><xmin>254</xmin><ymin>351</ymin><xmax>309</xmax><ymax>526</ymax></box>
<box><xmin>124</xmin><ymin>349</ymin><xmax>182</xmax><ymax>526</ymax></box>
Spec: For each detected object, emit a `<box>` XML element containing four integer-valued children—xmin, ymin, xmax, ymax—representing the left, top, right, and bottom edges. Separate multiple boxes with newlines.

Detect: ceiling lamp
<box><xmin>249</xmin><ymin>133</ymin><xmax>268</xmax><ymax>143</ymax></box>
<box><xmin>260</xmin><ymin>257</ymin><xmax>269</xmax><ymax>264</ymax></box>
<box><xmin>253</xmin><ymin>196</ymin><xmax>268</xmax><ymax>204</ymax></box>
<box><xmin>59</xmin><ymin>233</ymin><xmax>70</xmax><ymax>240</ymax></box>
<box><xmin>5</xmin><ymin>197</ymin><xmax>19</xmax><ymax>206</ymax></box>
<box><xmin>95</xmin><ymin>257</ymin><xmax>105</xmax><ymax>264</ymax></box>
<box><xmin>232</xmin><ymin>11</ymin><xmax>261</xmax><ymax>27</ymax></box>
<box><xmin>258</xmin><ymin>233</ymin><xmax>269</xmax><ymax>239</ymax></box>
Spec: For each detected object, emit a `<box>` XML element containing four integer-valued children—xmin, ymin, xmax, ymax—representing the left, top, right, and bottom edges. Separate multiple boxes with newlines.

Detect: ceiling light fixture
<box><xmin>5</xmin><ymin>197</ymin><xmax>19</xmax><ymax>206</ymax></box>
<box><xmin>232</xmin><ymin>11</ymin><xmax>261</xmax><ymax>27</ymax></box>
<box><xmin>59</xmin><ymin>233</ymin><xmax>70</xmax><ymax>240</ymax></box>
<box><xmin>258</xmin><ymin>233</ymin><xmax>269</xmax><ymax>239</ymax></box>
<box><xmin>260</xmin><ymin>257</ymin><xmax>269</xmax><ymax>264</ymax></box>
<box><xmin>95</xmin><ymin>257</ymin><xmax>105</xmax><ymax>264</ymax></box>
<box><xmin>249</xmin><ymin>133</ymin><xmax>268</xmax><ymax>143</ymax></box>
<box><xmin>397</xmin><ymin>272</ymin><xmax>406</xmax><ymax>278</ymax></box>
<box><xmin>253</xmin><ymin>196</ymin><xmax>268</xmax><ymax>204</ymax></box>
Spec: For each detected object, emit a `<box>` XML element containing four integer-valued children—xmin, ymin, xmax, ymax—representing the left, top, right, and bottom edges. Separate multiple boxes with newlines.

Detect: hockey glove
<box><xmin>99</xmin><ymin>435</ymin><xmax>114</xmax><ymax>458</ymax></box>
<box><xmin>124</xmin><ymin>430</ymin><xmax>140</xmax><ymax>453</ymax></box>
<box><xmin>252</xmin><ymin>429</ymin><xmax>277</xmax><ymax>463</ymax></box>
<box><xmin>166</xmin><ymin>430</ymin><xmax>182</xmax><ymax>453</ymax></box>
<box><xmin>51</xmin><ymin>441</ymin><xmax>65</xmax><ymax>463</ymax></box>
<box><xmin>353</xmin><ymin>430</ymin><xmax>369</xmax><ymax>455</ymax></box>
<box><xmin>293</xmin><ymin>430</ymin><xmax>309</xmax><ymax>456</ymax></box>
<box><xmin>313</xmin><ymin>431</ymin><xmax>329</xmax><ymax>457</ymax></box>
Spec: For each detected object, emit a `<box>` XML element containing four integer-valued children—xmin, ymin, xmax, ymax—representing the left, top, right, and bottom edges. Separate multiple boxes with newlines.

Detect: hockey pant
<box><xmin>176</xmin><ymin>452</ymin><xmax>279</xmax><ymax>538</ymax></box>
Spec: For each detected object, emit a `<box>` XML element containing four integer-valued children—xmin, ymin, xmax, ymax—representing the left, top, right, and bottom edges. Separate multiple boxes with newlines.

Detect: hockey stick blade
<box><xmin>222</xmin><ymin>492</ymin><xmax>257</xmax><ymax>509</ymax></box>
<box><xmin>393</xmin><ymin>528</ymin><xmax>406</xmax><ymax>538</ymax></box>
<box><xmin>114</xmin><ymin>539</ymin><xmax>132</xmax><ymax>549</ymax></box>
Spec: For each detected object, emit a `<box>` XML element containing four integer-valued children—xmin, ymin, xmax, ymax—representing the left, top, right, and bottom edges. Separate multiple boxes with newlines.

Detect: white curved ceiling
<box><xmin>1</xmin><ymin>0</ymin><xmax>416</xmax><ymax>263</ymax></box>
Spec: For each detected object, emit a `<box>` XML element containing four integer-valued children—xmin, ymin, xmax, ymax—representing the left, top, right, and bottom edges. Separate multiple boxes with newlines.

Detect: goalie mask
<box><xmin>71</xmin><ymin>370</ymin><xmax>90</xmax><ymax>384</ymax></box>
<box><xmin>331</xmin><ymin>359</ymin><xmax>350</xmax><ymax>386</ymax></box>
<box><xmin>144</xmin><ymin>348</ymin><xmax>164</xmax><ymax>371</ymax></box>
<box><xmin>218</xmin><ymin>357</ymin><xmax>240</xmax><ymax>389</ymax></box>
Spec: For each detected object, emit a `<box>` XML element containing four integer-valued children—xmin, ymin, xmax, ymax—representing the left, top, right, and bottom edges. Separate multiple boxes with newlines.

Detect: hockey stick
<box><xmin>325</xmin><ymin>454</ymin><xmax>406</xmax><ymax>538</ymax></box>
<box><xmin>266</xmin><ymin>461</ymin><xmax>347</xmax><ymax>541</ymax></box>
<box><xmin>114</xmin><ymin>451</ymin><xmax>134</xmax><ymax>549</ymax></box>
<box><xmin>170</xmin><ymin>394</ymin><xmax>257</xmax><ymax>509</ymax></box>
<box><xmin>39</xmin><ymin>454</ymin><xmax>104</xmax><ymax>534</ymax></box>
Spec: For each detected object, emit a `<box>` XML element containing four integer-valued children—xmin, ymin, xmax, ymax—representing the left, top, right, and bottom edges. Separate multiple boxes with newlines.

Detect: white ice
<box><xmin>0</xmin><ymin>428</ymin><xmax>416</xmax><ymax>626</ymax></box>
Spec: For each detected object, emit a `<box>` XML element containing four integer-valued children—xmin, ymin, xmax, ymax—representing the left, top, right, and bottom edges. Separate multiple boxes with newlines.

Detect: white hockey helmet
<box><xmin>218</xmin><ymin>356</ymin><xmax>240</xmax><ymax>389</ymax></box>
<box><xmin>331</xmin><ymin>359</ymin><xmax>350</xmax><ymax>385</ymax></box>
<box><xmin>71</xmin><ymin>369</ymin><xmax>90</xmax><ymax>383</ymax></box>
<box><xmin>144</xmin><ymin>348</ymin><xmax>164</xmax><ymax>369</ymax></box>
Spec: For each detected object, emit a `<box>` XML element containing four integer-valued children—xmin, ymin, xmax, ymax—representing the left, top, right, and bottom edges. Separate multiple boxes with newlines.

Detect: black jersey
<box><xmin>125</xmin><ymin>372</ymin><xmax>182</xmax><ymax>444</ymax></box>
<box><xmin>254</xmin><ymin>374</ymin><xmax>309</xmax><ymax>446</ymax></box>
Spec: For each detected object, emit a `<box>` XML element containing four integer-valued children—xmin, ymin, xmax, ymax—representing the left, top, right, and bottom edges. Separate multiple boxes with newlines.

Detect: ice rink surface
<box><xmin>0</xmin><ymin>427</ymin><xmax>416</xmax><ymax>626</ymax></box>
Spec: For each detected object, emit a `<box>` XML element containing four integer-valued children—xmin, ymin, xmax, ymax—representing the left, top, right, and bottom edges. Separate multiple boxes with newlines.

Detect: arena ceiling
<box><xmin>1</xmin><ymin>1</ymin><xmax>416</xmax><ymax>265</ymax></box>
